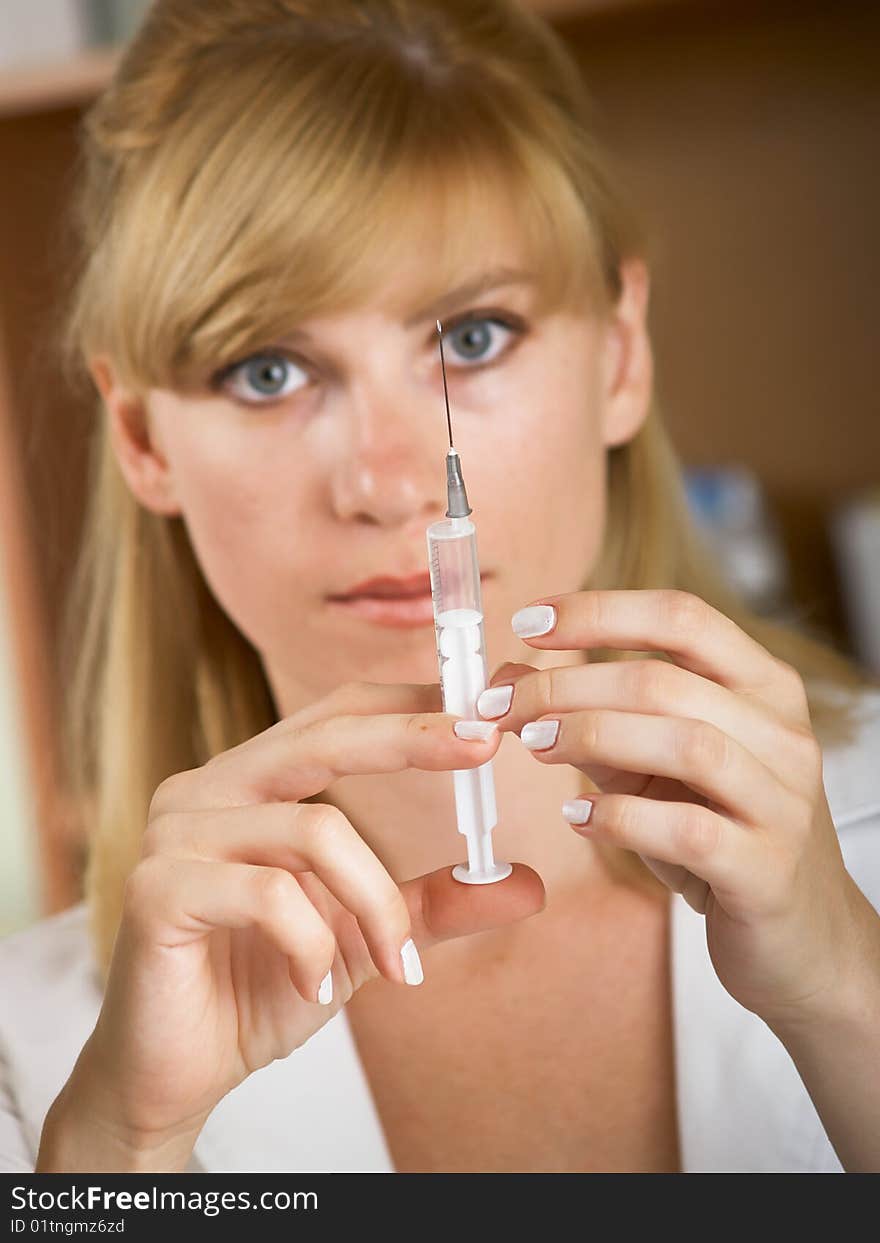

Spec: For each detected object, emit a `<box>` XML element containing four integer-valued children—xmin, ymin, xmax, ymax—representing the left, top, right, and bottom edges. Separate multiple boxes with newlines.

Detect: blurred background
<box><xmin>1</xmin><ymin>0</ymin><xmax>878</xmax><ymax>935</ymax></box>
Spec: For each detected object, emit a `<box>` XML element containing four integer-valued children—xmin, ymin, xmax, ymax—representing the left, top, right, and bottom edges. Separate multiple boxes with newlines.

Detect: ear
<box><xmin>89</xmin><ymin>356</ymin><xmax>182</xmax><ymax>516</ymax></box>
<box><xmin>598</xmin><ymin>257</ymin><xmax>653</xmax><ymax>449</ymax></box>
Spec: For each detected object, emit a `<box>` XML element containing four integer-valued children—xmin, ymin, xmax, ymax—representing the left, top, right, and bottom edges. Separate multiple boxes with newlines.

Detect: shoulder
<box><xmin>0</xmin><ymin>900</ymin><xmax>94</xmax><ymax>987</ymax></box>
<box><xmin>0</xmin><ymin>899</ymin><xmax>102</xmax><ymax>1045</ymax></box>
<box><xmin>0</xmin><ymin>901</ymin><xmax>103</xmax><ymax>1166</ymax></box>
<box><xmin>672</xmin><ymin>683</ymin><xmax>880</xmax><ymax>1173</ymax></box>
<box><xmin>818</xmin><ymin>683</ymin><xmax>880</xmax><ymax>829</ymax></box>
<box><xmin>817</xmin><ymin>684</ymin><xmax>880</xmax><ymax>908</ymax></box>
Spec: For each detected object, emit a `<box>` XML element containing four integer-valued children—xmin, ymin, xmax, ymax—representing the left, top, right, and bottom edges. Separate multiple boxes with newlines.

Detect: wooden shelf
<box><xmin>530</xmin><ymin>0</ymin><xmax>648</xmax><ymax>18</ymax></box>
<box><xmin>0</xmin><ymin>46</ymin><xmax>121</xmax><ymax>117</ymax></box>
<box><xmin>0</xmin><ymin>1</ymin><xmax>647</xmax><ymax>117</ymax></box>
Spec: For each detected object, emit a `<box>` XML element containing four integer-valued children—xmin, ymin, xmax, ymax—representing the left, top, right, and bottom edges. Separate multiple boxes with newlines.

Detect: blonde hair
<box><xmin>59</xmin><ymin>0</ymin><xmax>873</xmax><ymax>981</ymax></box>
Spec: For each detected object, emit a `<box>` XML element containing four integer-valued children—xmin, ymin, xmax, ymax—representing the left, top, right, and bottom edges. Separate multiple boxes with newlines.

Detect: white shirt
<box><xmin>2</xmin><ymin>687</ymin><xmax>879</xmax><ymax>1174</ymax></box>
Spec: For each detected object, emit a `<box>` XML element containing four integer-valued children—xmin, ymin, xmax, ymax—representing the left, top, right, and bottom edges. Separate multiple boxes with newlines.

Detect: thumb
<box><xmin>402</xmin><ymin>862</ymin><xmax>545</xmax><ymax>948</ymax></box>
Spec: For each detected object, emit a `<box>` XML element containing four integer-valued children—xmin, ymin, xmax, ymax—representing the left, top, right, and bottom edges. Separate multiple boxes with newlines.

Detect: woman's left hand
<box><xmin>478</xmin><ymin>588</ymin><xmax>876</xmax><ymax>1033</ymax></box>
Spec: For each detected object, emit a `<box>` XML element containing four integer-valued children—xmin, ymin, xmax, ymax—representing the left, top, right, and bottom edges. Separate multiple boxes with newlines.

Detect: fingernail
<box><xmin>401</xmin><ymin>938</ymin><xmax>424</xmax><ymax>985</ymax></box>
<box><xmin>453</xmin><ymin>720</ymin><xmax>498</xmax><ymax>741</ymax></box>
<box><xmin>511</xmin><ymin>604</ymin><xmax>556</xmax><ymax>638</ymax></box>
<box><xmin>476</xmin><ymin>685</ymin><xmax>513</xmax><ymax>718</ymax></box>
<box><xmin>521</xmin><ymin>719</ymin><xmax>560</xmax><ymax>750</ymax></box>
<box><xmin>317</xmin><ymin>968</ymin><xmax>333</xmax><ymax>1005</ymax></box>
<box><xmin>562</xmin><ymin>798</ymin><xmax>593</xmax><ymax>826</ymax></box>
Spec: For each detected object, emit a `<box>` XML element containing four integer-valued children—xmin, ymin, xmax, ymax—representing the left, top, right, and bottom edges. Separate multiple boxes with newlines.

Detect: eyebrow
<box><xmin>403</xmin><ymin>266</ymin><xmax>536</xmax><ymax>329</ymax></box>
<box><xmin>281</xmin><ymin>266</ymin><xmax>536</xmax><ymax>343</ymax></box>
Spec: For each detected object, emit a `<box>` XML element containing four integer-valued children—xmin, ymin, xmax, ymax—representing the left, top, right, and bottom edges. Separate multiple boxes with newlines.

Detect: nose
<box><xmin>328</xmin><ymin>375</ymin><xmax>444</xmax><ymax>527</ymax></box>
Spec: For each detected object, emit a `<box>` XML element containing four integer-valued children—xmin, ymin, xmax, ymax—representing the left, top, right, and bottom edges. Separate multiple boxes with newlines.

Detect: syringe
<box><xmin>426</xmin><ymin>320</ymin><xmax>512</xmax><ymax>885</ymax></box>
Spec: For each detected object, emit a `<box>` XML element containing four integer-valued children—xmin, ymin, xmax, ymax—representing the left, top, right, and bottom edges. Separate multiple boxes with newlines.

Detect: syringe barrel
<box><xmin>426</xmin><ymin>516</ymin><xmax>486</xmax><ymax>714</ymax></box>
<box><xmin>426</xmin><ymin>516</ymin><xmax>497</xmax><ymax>839</ymax></box>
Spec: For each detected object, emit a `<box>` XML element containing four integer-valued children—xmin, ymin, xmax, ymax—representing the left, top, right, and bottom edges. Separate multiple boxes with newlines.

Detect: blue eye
<box><xmin>221</xmin><ymin>353</ymin><xmax>307</xmax><ymax>404</ymax></box>
<box><xmin>445</xmin><ymin>316</ymin><xmax>520</xmax><ymax>366</ymax></box>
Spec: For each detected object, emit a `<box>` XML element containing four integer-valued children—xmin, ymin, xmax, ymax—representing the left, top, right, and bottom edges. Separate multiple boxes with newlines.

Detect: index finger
<box><xmin>152</xmin><ymin>681</ymin><xmax>497</xmax><ymax>815</ymax></box>
<box><xmin>289</xmin><ymin>679</ymin><xmax>443</xmax><ymax>729</ymax></box>
<box><xmin>513</xmin><ymin>589</ymin><xmax>809</xmax><ymax>723</ymax></box>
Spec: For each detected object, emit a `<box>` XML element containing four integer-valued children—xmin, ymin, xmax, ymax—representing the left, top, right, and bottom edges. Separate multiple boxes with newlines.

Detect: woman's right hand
<box><xmin>44</xmin><ymin>679</ymin><xmax>544</xmax><ymax>1170</ymax></box>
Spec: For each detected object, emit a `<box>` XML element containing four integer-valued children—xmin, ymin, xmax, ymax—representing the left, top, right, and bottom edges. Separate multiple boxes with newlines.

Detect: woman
<box><xmin>2</xmin><ymin>0</ymin><xmax>879</xmax><ymax>1174</ymax></box>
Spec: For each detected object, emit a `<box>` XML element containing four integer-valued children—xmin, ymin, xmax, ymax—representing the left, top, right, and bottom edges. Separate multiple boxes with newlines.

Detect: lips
<box><xmin>329</xmin><ymin>573</ymin><xmax>433</xmax><ymax>601</ymax></box>
<box><xmin>329</xmin><ymin>571</ymin><xmax>491</xmax><ymax>601</ymax></box>
<box><xmin>326</xmin><ymin>571</ymin><xmax>492</xmax><ymax>629</ymax></box>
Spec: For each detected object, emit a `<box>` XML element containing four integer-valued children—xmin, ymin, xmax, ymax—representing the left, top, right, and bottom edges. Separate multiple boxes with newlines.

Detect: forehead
<box><xmin>372</xmin><ymin>242</ymin><xmax>536</xmax><ymax>329</ymax></box>
<box><xmin>336</xmin><ymin>167</ymin><xmax>543</xmax><ymax>321</ymax></box>
<box><xmin>281</xmin><ymin>269</ymin><xmax>537</xmax><ymax>349</ymax></box>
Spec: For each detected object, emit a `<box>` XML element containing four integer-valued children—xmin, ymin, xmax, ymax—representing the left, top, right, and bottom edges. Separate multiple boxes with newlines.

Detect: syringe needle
<box><xmin>436</xmin><ymin>319</ymin><xmax>454</xmax><ymax>449</ymax></box>
<box><xmin>435</xmin><ymin>319</ymin><xmax>472</xmax><ymax>519</ymax></box>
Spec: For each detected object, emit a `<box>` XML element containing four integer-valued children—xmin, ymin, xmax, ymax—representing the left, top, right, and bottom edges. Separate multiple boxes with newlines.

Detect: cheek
<box><xmin>471</xmin><ymin>370</ymin><xmax>607</xmax><ymax>587</ymax></box>
<box><xmin>165</xmin><ymin>432</ymin><xmax>310</xmax><ymax>645</ymax></box>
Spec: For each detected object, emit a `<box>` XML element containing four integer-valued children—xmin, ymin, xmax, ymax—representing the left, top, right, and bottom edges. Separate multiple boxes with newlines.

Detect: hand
<box><xmin>479</xmin><ymin>588</ymin><xmax>877</xmax><ymax>1033</ymax></box>
<box><xmin>68</xmin><ymin>679</ymin><xmax>544</xmax><ymax>1160</ymax></box>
